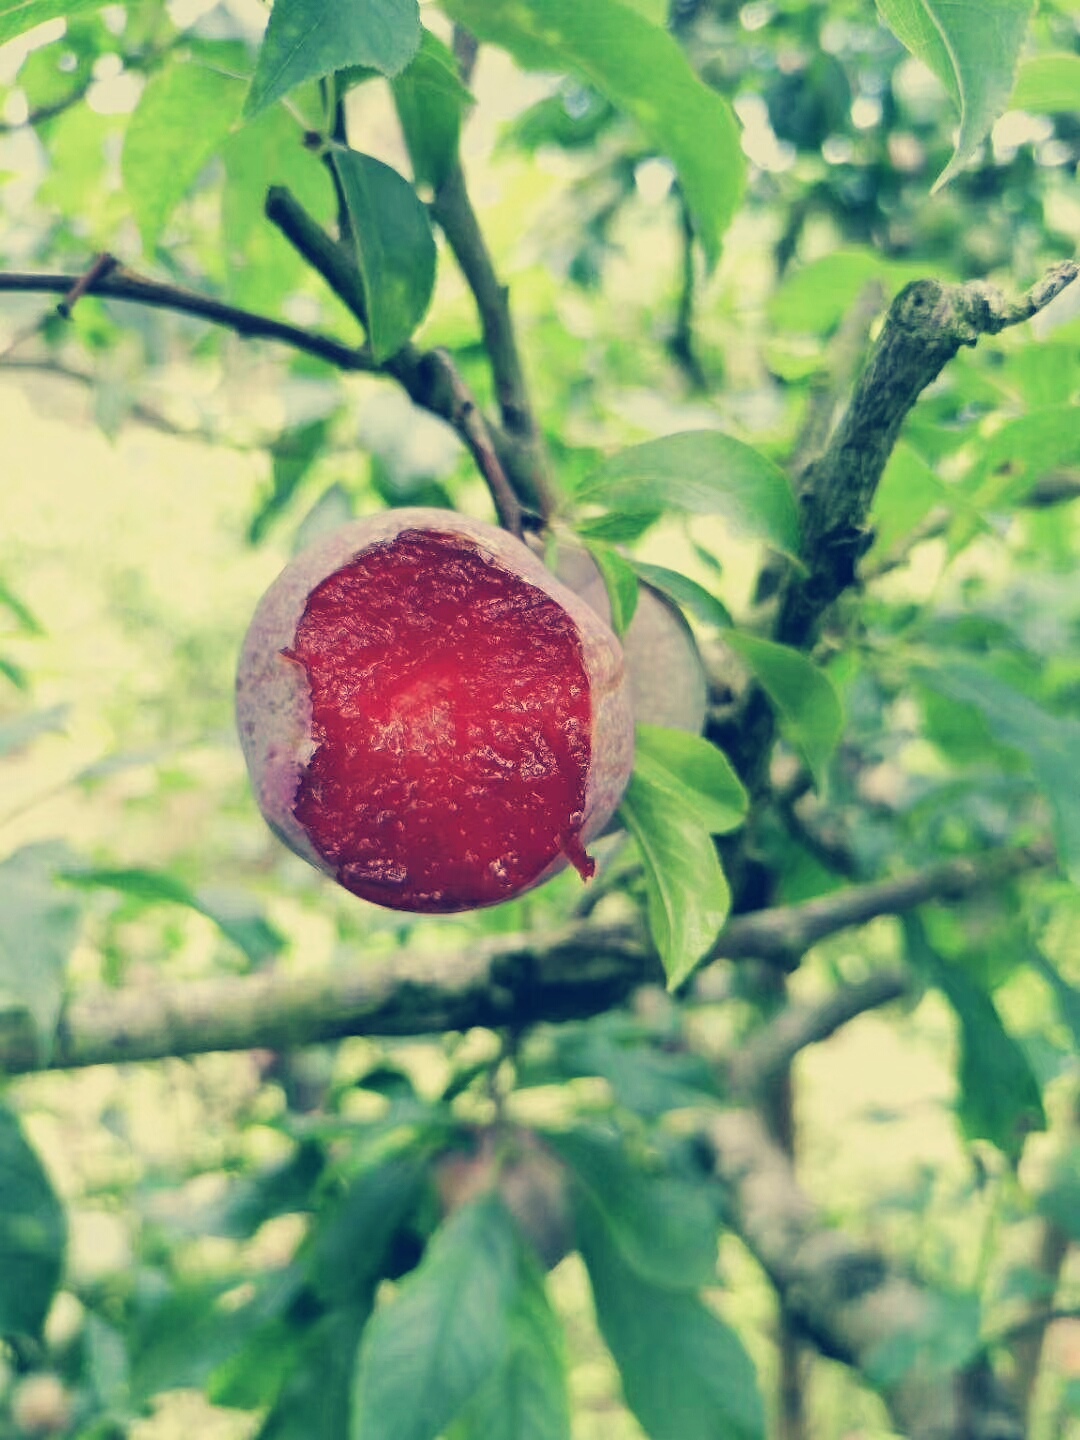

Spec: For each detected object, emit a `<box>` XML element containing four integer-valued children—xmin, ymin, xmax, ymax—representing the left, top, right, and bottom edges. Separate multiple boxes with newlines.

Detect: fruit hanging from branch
<box><xmin>237</xmin><ymin>509</ymin><xmax>635</xmax><ymax>913</ymax></box>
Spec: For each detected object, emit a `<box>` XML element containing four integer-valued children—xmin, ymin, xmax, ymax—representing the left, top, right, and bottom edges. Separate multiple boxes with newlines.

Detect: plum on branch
<box><xmin>237</xmin><ymin>510</ymin><xmax>635</xmax><ymax>913</ymax></box>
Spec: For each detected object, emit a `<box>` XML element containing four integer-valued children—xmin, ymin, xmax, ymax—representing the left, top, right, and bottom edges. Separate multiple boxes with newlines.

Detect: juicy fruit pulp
<box><xmin>285</xmin><ymin>529</ymin><xmax>595</xmax><ymax>912</ymax></box>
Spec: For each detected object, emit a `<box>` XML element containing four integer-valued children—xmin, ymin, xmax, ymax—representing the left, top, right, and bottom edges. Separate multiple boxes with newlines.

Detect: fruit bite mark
<box><xmin>287</xmin><ymin>528</ymin><xmax>594</xmax><ymax>912</ymax></box>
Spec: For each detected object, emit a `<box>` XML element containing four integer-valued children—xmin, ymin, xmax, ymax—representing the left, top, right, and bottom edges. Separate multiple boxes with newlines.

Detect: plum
<box><xmin>236</xmin><ymin>509</ymin><xmax>634</xmax><ymax>912</ymax></box>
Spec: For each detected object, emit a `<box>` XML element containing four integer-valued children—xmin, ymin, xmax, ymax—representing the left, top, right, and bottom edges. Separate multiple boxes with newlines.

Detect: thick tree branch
<box><xmin>0</xmin><ymin>844</ymin><xmax>1048</xmax><ymax>1075</ymax></box>
<box><xmin>776</xmin><ymin>262</ymin><xmax>1079</xmax><ymax>649</ymax></box>
<box><xmin>704</xmin><ymin>1108</ymin><xmax>1025</xmax><ymax>1440</ymax></box>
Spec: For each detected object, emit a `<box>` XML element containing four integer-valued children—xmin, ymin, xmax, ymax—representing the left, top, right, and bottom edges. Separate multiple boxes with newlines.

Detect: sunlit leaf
<box><xmin>635</xmin><ymin>725</ymin><xmax>747</xmax><ymax>835</ymax></box>
<box><xmin>580</xmin><ymin>540</ymin><xmax>638</xmax><ymax>636</ymax></box>
<box><xmin>61</xmin><ymin>866</ymin><xmax>284</xmax><ymax>966</ymax></box>
<box><xmin>619</xmin><ymin>770</ymin><xmax>730</xmax><ymax>990</ymax></box>
<box><xmin>0</xmin><ymin>0</ymin><xmax>99</xmax><ymax>46</ymax></box>
<box><xmin>442</xmin><ymin>0</ymin><xmax>744</xmax><ymax>266</ymax></box>
<box><xmin>245</xmin><ymin>0</ymin><xmax>421</xmax><ymax>118</ymax></box>
<box><xmin>627</xmin><ymin>560</ymin><xmax>733</xmax><ymax>629</ymax></box>
<box><xmin>331</xmin><ymin>149</ymin><xmax>437</xmax><ymax>361</ymax></box>
<box><xmin>726</xmin><ymin>633</ymin><xmax>843</xmax><ymax>787</ymax></box>
<box><xmin>876</xmin><ymin>0</ymin><xmax>1036</xmax><ymax>191</ymax></box>
<box><xmin>579</xmin><ymin>432</ymin><xmax>800</xmax><ymax>558</ymax></box>
<box><xmin>392</xmin><ymin>29</ymin><xmax>473</xmax><ymax>190</ymax></box>
<box><xmin>122</xmin><ymin>59</ymin><xmax>245</xmax><ymax>250</ymax></box>
<box><xmin>1010</xmin><ymin>54</ymin><xmax>1080</xmax><ymax>113</ymax></box>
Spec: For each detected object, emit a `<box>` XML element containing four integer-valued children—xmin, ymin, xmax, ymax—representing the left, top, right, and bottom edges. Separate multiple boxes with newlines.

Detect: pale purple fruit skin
<box><xmin>236</xmin><ymin>508</ymin><xmax>635</xmax><ymax>902</ymax></box>
<box><xmin>544</xmin><ymin>541</ymin><xmax>708</xmax><ymax>735</ymax></box>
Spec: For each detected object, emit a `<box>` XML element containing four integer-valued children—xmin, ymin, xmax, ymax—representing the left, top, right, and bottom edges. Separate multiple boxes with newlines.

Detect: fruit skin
<box><xmin>543</xmin><ymin>539</ymin><xmax>708</xmax><ymax>736</ymax></box>
<box><xmin>236</xmin><ymin>508</ymin><xmax>634</xmax><ymax>907</ymax></box>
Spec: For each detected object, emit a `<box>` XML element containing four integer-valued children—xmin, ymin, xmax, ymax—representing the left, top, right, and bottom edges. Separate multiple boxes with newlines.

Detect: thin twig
<box><xmin>0</xmin><ymin>266</ymin><xmax>377</xmax><ymax>371</ymax></box>
<box><xmin>431</xmin><ymin>160</ymin><xmax>556</xmax><ymax>518</ymax></box>
<box><xmin>427</xmin><ymin>348</ymin><xmax>523</xmax><ymax>535</ymax></box>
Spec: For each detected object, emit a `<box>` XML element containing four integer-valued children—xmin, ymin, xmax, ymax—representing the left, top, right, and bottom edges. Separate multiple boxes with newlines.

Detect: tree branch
<box><xmin>776</xmin><ymin>262</ymin><xmax>1079</xmax><ymax>649</ymax></box>
<box><xmin>0</xmin><ymin>266</ymin><xmax>376</xmax><ymax>372</ymax></box>
<box><xmin>431</xmin><ymin>160</ymin><xmax>556</xmax><ymax>517</ymax></box>
<box><xmin>728</xmin><ymin>968</ymin><xmax>912</xmax><ymax>1095</ymax></box>
<box><xmin>0</xmin><ymin>844</ymin><xmax>1048</xmax><ymax>1075</ymax></box>
<box><xmin>703</xmin><ymin>1108</ymin><xmax>1025</xmax><ymax>1440</ymax></box>
<box><xmin>705</xmin><ymin>842</ymin><xmax>1051</xmax><ymax>972</ymax></box>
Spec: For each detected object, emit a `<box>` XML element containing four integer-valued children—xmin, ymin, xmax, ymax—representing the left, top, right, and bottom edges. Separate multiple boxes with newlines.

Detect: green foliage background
<box><xmin>0</xmin><ymin>1</ymin><xmax>1079</xmax><ymax>1438</ymax></box>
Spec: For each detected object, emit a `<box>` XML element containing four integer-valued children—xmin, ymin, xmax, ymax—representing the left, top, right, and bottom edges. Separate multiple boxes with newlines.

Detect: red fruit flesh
<box><xmin>285</xmin><ymin>529</ymin><xmax>595</xmax><ymax>912</ymax></box>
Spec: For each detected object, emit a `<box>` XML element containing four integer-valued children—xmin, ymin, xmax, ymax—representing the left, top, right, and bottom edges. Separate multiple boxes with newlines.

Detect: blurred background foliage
<box><xmin>0</xmin><ymin>1</ymin><xmax>1079</xmax><ymax>1438</ymax></box>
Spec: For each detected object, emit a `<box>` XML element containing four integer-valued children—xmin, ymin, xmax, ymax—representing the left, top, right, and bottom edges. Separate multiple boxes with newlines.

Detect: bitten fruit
<box><xmin>237</xmin><ymin>509</ymin><xmax>634</xmax><ymax>913</ymax></box>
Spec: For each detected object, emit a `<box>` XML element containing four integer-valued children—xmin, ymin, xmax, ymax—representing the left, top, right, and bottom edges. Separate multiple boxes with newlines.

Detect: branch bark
<box><xmin>704</xmin><ymin>1108</ymin><xmax>1025</xmax><ymax>1440</ymax></box>
<box><xmin>0</xmin><ymin>843</ymin><xmax>1047</xmax><ymax>1075</ymax></box>
<box><xmin>776</xmin><ymin>262</ymin><xmax>1079</xmax><ymax>649</ymax></box>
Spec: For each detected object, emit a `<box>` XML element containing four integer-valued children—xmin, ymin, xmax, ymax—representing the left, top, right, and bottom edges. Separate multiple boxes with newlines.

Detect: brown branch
<box><xmin>728</xmin><ymin>968</ymin><xmax>912</xmax><ymax>1094</ymax></box>
<box><xmin>264</xmin><ymin>186</ymin><xmax>530</xmax><ymax>531</ymax></box>
<box><xmin>0</xmin><ymin>266</ymin><xmax>377</xmax><ymax>372</ymax></box>
<box><xmin>776</xmin><ymin>261</ymin><xmax>1079</xmax><ymax>650</ymax></box>
<box><xmin>706</xmin><ymin>842</ymin><xmax>1051</xmax><ymax>972</ymax></box>
<box><xmin>0</xmin><ymin>843</ymin><xmax>1049</xmax><ymax>1075</ymax></box>
<box><xmin>431</xmin><ymin>160</ymin><xmax>556</xmax><ymax>518</ymax></box>
<box><xmin>703</xmin><ymin>1108</ymin><xmax>1025</xmax><ymax>1440</ymax></box>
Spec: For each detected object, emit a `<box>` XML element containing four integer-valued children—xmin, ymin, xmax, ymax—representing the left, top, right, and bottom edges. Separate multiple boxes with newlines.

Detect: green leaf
<box><xmin>725</xmin><ymin>633</ymin><xmax>843</xmax><ymax>787</ymax></box>
<box><xmin>221</xmin><ymin>104</ymin><xmax>337</xmax><ymax>311</ymax></box>
<box><xmin>351</xmin><ymin>1194</ymin><xmax>519</xmax><ymax>1440</ymax></box>
<box><xmin>867</xmin><ymin>441</ymin><xmax>946</xmax><ymax>560</ymax></box>
<box><xmin>919</xmin><ymin>663</ymin><xmax>1080</xmax><ymax>880</ymax></box>
<box><xmin>245</xmin><ymin>0</ymin><xmax>421</xmax><ymax>119</ymax></box>
<box><xmin>579</xmin><ymin>432</ymin><xmax>800</xmax><ymax>557</ymax></box>
<box><xmin>122</xmin><ymin>59</ymin><xmax>245</xmax><ymax>251</ymax></box>
<box><xmin>1010</xmin><ymin>54</ymin><xmax>1080</xmax><ymax>112</ymax></box>
<box><xmin>547</xmin><ymin>1126</ymin><xmax>719</xmax><ymax>1290</ymax></box>
<box><xmin>768</xmin><ymin>249</ymin><xmax>925</xmax><ymax>335</ymax></box>
<box><xmin>0</xmin><ymin>703</ymin><xmax>68</xmax><ymax>759</ymax></box>
<box><xmin>876</xmin><ymin>0</ymin><xmax>1036</xmax><ymax>191</ymax></box>
<box><xmin>307</xmin><ymin>1154</ymin><xmax>426</xmax><ymax>1306</ymax></box>
<box><xmin>442</xmin><ymin>0</ymin><xmax>744</xmax><ymax>267</ymax></box>
<box><xmin>392</xmin><ymin>29</ymin><xmax>473</xmax><ymax>190</ymax></box>
<box><xmin>578</xmin><ymin>1198</ymin><xmax>764</xmax><ymax>1440</ymax></box>
<box><xmin>904</xmin><ymin>916</ymin><xmax>1045</xmax><ymax>1165</ymax></box>
<box><xmin>635</xmin><ymin>725</ymin><xmax>747</xmax><ymax>835</ymax></box>
<box><xmin>249</xmin><ymin>419</ymin><xmax>330</xmax><ymax>545</ymax></box>
<box><xmin>256</xmin><ymin>1305</ymin><xmax>371</xmax><ymax>1440</ymax></box>
<box><xmin>450</xmin><ymin>1254</ymin><xmax>570</xmax><ymax>1440</ymax></box>
<box><xmin>580</xmin><ymin>541</ymin><xmax>638</xmax><ymax>637</ymax></box>
<box><xmin>0</xmin><ymin>0</ymin><xmax>100</xmax><ymax>46</ymax></box>
<box><xmin>618</xmin><ymin>772</ymin><xmax>731</xmax><ymax>990</ymax></box>
<box><xmin>1026</xmin><ymin>948</ymin><xmax>1080</xmax><ymax>1052</ymax></box>
<box><xmin>0</xmin><ymin>842</ymin><xmax>81</xmax><ymax>1063</ymax></box>
<box><xmin>60</xmin><ymin>866</ymin><xmax>284</xmax><ymax>966</ymax></box>
<box><xmin>0</xmin><ymin>576</ymin><xmax>43</xmax><ymax>635</ymax></box>
<box><xmin>965</xmin><ymin>406</ymin><xmax>1080</xmax><ymax>510</ymax></box>
<box><xmin>331</xmin><ymin>149</ymin><xmax>437</xmax><ymax>362</ymax></box>
<box><xmin>0</xmin><ymin>1104</ymin><xmax>66</xmax><ymax>1338</ymax></box>
<box><xmin>626</xmin><ymin>560</ymin><xmax>733</xmax><ymax>629</ymax></box>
